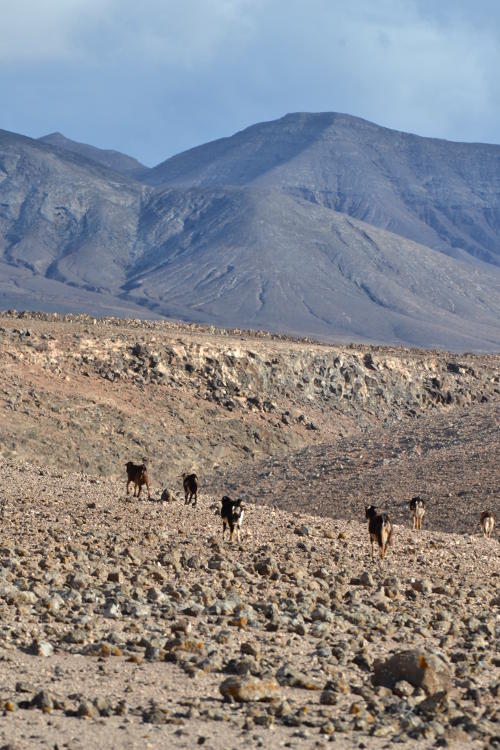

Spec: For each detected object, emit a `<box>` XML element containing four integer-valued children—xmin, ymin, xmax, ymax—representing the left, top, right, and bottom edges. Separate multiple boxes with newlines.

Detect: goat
<box><xmin>409</xmin><ymin>496</ymin><xmax>426</xmax><ymax>530</ymax></box>
<box><xmin>182</xmin><ymin>472</ymin><xmax>198</xmax><ymax>507</ymax></box>
<box><xmin>126</xmin><ymin>461</ymin><xmax>150</xmax><ymax>499</ymax></box>
<box><xmin>480</xmin><ymin>511</ymin><xmax>495</xmax><ymax>539</ymax></box>
<box><xmin>365</xmin><ymin>505</ymin><xmax>393</xmax><ymax>560</ymax></box>
<box><xmin>221</xmin><ymin>496</ymin><xmax>244</xmax><ymax>542</ymax></box>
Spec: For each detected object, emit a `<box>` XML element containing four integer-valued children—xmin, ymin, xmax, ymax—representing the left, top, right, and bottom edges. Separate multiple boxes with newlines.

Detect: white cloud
<box><xmin>2</xmin><ymin>0</ymin><xmax>500</xmax><ymax>161</ymax></box>
<box><xmin>0</xmin><ymin>0</ymin><xmax>114</xmax><ymax>62</ymax></box>
<box><xmin>0</xmin><ymin>0</ymin><xmax>264</xmax><ymax>65</ymax></box>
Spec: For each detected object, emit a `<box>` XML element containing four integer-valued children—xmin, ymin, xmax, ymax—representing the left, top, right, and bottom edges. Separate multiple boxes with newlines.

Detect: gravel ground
<box><xmin>0</xmin><ymin>463</ymin><xmax>498</xmax><ymax>749</ymax></box>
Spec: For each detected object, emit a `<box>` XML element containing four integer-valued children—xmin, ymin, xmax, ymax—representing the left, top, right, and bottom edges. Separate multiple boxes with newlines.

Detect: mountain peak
<box><xmin>38</xmin><ymin>132</ymin><xmax>147</xmax><ymax>177</ymax></box>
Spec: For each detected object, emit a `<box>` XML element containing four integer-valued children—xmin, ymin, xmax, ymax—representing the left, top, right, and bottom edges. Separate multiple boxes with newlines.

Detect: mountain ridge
<box><xmin>0</xmin><ymin>117</ymin><xmax>499</xmax><ymax>351</ymax></box>
<box><xmin>38</xmin><ymin>131</ymin><xmax>148</xmax><ymax>177</ymax></box>
<box><xmin>141</xmin><ymin>111</ymin><xmax>500</xmax><ymax>267</ymax></box>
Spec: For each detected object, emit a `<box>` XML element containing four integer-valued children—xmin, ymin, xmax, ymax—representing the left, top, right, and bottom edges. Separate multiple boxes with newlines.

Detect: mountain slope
<box><xmin>38</xmin><ymin>132</ymin><xmax>147</xmax><ymax>178</ymax></box>
<box><xmin>141</xmin><ymin>112</ymin><xmax>500</xmax><ymax>266</ymax></box>
<box><xmin>0</xmin><ymin>129</ymin><xmax>147</xmax><ymax>290</ymax></box>
<box><xmin>0</xmin><ymin>126</ymin><xmax>499</xmax><ymax>350</ymax></box>
<box><xmin>128</xmin><ymin>187</ymin><xmax>500</xmax><ymax>350</ymax></box>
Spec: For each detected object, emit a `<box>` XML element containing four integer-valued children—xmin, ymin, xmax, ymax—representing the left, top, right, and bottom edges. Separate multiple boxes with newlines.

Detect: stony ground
<box><xmin>0</xmin><ymin>463</ymin><xmax>498</xmax><ymax>749</ymax></box>
<box><xmin>0</xmin><ymin>312</ymin><xmax>499</xmax><ymax>749</ymax></box>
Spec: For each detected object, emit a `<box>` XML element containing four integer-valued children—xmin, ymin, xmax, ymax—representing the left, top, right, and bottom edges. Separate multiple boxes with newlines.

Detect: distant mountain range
<box><xmin>0</xmin><ymin>113</ymin><xmax>499</xmax><ymax>350</ymax></box>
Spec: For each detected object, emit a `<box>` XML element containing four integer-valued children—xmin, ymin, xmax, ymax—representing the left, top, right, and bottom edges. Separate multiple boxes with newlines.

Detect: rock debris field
<box><xmin>0</xmin><ymin>312</ymin><xmax>498</xmax><ymax>749</ymax></box>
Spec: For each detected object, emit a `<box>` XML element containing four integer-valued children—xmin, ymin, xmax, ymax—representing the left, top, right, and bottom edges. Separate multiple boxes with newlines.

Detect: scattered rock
<box><xmin>373</xmin><ymin>650</ymin><xmax>452</xmax><ymax>695</ymax></box>
<box><xmin>219</xmin><ymin>676</ymin><xmax>281</xmax><ymax>703</ymax></box>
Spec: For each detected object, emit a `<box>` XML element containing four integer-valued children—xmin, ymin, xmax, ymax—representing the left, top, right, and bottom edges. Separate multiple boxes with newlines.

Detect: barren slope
<box><xmin>1</xmin><ymin>312</ymin><xmax>499</xmax><ymax>484</ymax></box>
<box><xmin>130</xmin><ymin>188</ymin><xmax>500</xmax><ymax>351</ymax></box>
<box><xmin>207</xmin><ymin>402</ymin><xmax>500</xmax><ymax>536</ymax></box>
<box><xmin>143</xmin><ymin>111</ymin><xmax>500</xmax><ymax>266</ymax></box>
<box><xmin>2</xmin><ymin>124</ymin><xmax>500</xmax><ymax>349</ymax></box>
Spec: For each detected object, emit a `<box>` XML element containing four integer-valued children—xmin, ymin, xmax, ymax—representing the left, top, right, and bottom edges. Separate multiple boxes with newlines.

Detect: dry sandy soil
<box><xmin>0</xmin><ymin>312</ymin><xmax>498</xmax><ymax>749</ymax></box>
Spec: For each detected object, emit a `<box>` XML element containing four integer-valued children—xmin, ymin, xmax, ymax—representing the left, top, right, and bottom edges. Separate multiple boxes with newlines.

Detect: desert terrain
<box><xmin>0</xmin><ymin>311</ymin><xmax>499</xmax><ymax>749</ymax></box>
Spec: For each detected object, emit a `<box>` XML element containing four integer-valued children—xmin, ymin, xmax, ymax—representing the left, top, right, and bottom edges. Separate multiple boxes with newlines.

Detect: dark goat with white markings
<box><xmin>221</xmin><ymin>496</ymin><xmax>245</xmax><ymax>542</ymax></box>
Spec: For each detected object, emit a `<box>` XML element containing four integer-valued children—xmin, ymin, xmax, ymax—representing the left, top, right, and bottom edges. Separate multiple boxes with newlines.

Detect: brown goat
<box><xmin>409</xmin><ymin>496</ymin><xmax>426</xmax><ymax>530</ymax></box>
<box><xmin>480</xmin><ymin>511</ymin><xmax>495</xmax><ymax>539</ymax></box>
<box><xmin>126</xmin><ymin>461</ymin><xmax>150</xmax><ymax>499</ymax></box>
<box><xmin>365</xmin><ymin>505</ymin><xmax>393</xmax><ymax>560</ymax></box>
<box><xmin>182</xmin><ymin>472</ymin><xmax>198</xmax><ymax>507</ymax></box>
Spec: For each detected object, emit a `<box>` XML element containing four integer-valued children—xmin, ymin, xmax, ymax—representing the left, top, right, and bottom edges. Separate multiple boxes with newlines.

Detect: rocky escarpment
<box><xmin>0</xmin><ymin>312</ymin><xmax>499</xmax><ymax>481</ymax></box>
<box><xmin>3</xmin><ymin>312</ymin><xmax>499</xmax><ymax>413</ymax></box>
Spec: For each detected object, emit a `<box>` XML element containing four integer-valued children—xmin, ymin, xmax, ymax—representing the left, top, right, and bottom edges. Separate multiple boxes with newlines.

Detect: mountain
<box><xmin>39</xmin><ymin>131</ymin><xmax>148</xmax><ymax>178</ymax></box>
<box><xmin>0</xmin><ymin>128</ymin><xmax>154</xmax><ymax>316</ymax></box>
<box><xmin>142</xmin><ymin>112</ymin><xmax>500</xmax><ymax>267</ymax></box>
<box><xmin>0</xmin><ymin>119</ymin><xmax>500</xmax><ymax>351</ymax></box>
<box><xmin>126</xmin><ymin>186</ymin><xmax>500</xmax><ymax>351</ymax></box>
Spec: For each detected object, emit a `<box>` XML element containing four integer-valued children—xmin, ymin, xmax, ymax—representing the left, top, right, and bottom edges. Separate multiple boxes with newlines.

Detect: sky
<box><xmin>2</xmin><ymin>0</ymin><xmax>500</xmax><ymax>166</ymax></box>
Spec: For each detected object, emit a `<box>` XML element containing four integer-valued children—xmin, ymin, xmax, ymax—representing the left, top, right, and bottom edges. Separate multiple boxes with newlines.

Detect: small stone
<box><xmin>145</xmin><ymin>643</ymin><xmax>161</xmax><ymax>661</ymax></box>
<box><xmin>219</xmin><ymin>676</ymin><xmax>281</xmax><ymax>703</ymax></box>
<box><xmin>320</xmin><ymin>721</ymin><xmax>335</xmax><ymax>735</ymax></box>
<box><xmin>31</xmin><ymin>690</ymin><xmax>54</xmax><ymax>712</ymax></box>
<box><xmin>295</xmin><ymin>525</ymin><xmax>311</xmax><ymax>536</ymax></box>
<box><xmin>416</xmin><ymin>690</ymin><xmax>449</xmax><ymax>716</ymax></box>
<box><xmin>411</xmin><ymin>579</ymin><xmax>433</xmax><ymax>596</ymax></box>
<box><xmin>77</xmin><ymin>700</ymin><xmax>98</xmax><ymax>718</ymax></box>
<box><xmin>360</xmin><ymin>571</ymin><xmax>374</xmax><ymax>587</ymax></box>
<box><xmin>94</xmin><ymin>696</ymin><xmax>114</xmax><ymax>716</ymax></box>
<box><xmin>254</xmin><ymin>558</ymin><xmax>277</xmax><ymax>577</ymax></box>
<box><xmin>320</xmin><ymin>690</ymin><xmax>337</xmax><ymax>706</ymax></box>
<box><xmin>276</xmin><ymin>664</ymin><xmax>322</xmax><ymax>690</ymax></box>
<box><xmin>104</xmin><ymin>602</ymin><xmax>120</xmax><ymax>618</ymax></box>
<box><xmin>394</xmin><ymin>680</ymin><xmax>414</xmax><ymax>698</ymax></box>
<box><xmin>160</xmin><ymin>489</ymin><xmax>177</xmax><ymax>502</ymax></box>
<box><xmin>142</xmin><ymin>704</ymin><xmax>171</xmax><ymax>724</ymax></box>
<box><xmin>34</xmin><ymin>640</ymin><xmax>54</xmax><ymax>657</ymax></box>
<box><xmin>241</xmin><ymin>641</ymin><xmax>260</xmax><ymax>658</ymax></box>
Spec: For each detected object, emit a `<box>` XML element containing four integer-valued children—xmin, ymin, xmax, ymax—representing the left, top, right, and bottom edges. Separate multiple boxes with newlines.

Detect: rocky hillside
<box><xmin>142</xmin><ymin>112</ymin><xmax>500</xmax><ymax>266</ymax></box>
<box><xmin>1</xmin><ymin>312</ymin><xmax>499</xmax><ymax>485</ymax></box>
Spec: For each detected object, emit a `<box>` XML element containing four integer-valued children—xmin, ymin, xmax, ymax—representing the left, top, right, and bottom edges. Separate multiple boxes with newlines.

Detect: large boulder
<box><xmin>372</xmin><ymin>649</ymin><xmax>451</xmax><ymax>695</ymax></box>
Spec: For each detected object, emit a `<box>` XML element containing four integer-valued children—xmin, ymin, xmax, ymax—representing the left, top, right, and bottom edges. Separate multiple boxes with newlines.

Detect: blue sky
<box><xmin>2</xmin><ymin>0</ymin><xmax>500</xmax><ymax>165</ymax></box>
